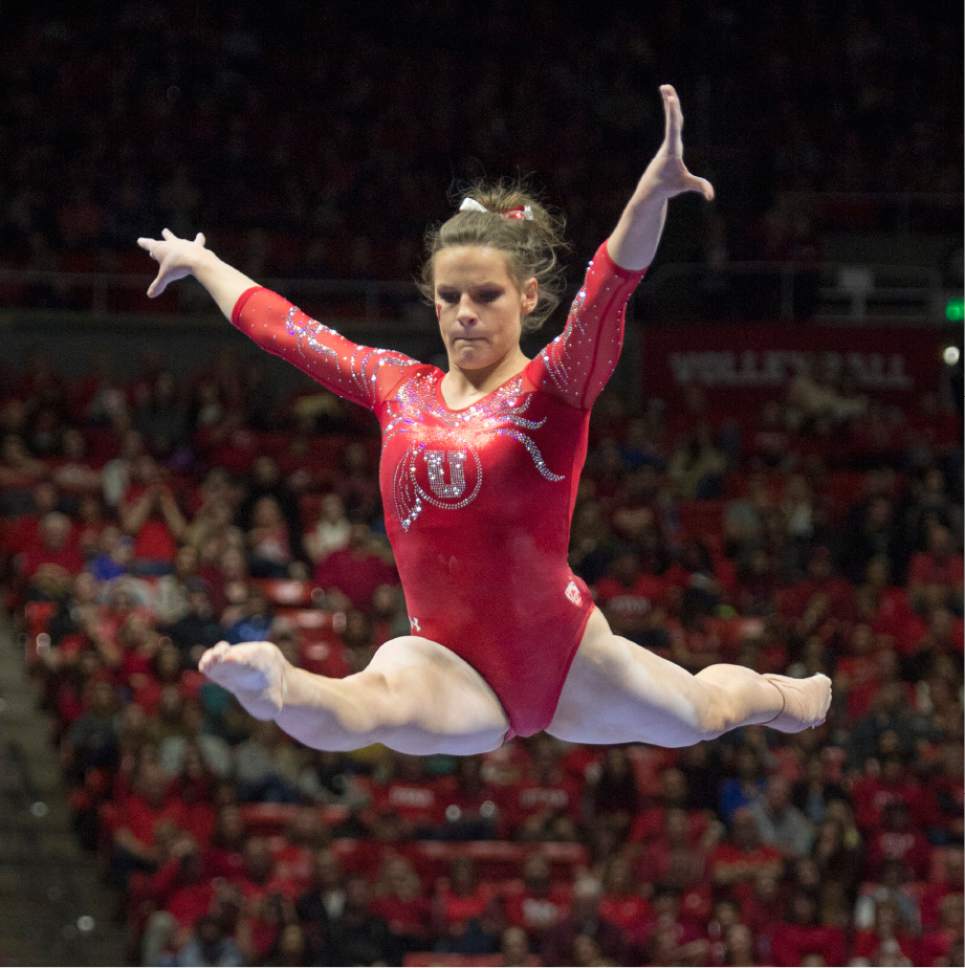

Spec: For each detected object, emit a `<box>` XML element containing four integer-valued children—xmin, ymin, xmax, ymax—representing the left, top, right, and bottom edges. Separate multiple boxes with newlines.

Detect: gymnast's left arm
<box><xmin>532</xmin><ymin>84</ymin><xmax>715</xmax><ymax>410</ymax></box>
<box><xmin>608</xmin><ymin>83</ymin><xmax>715</xmax><ymax>271</ymax></box>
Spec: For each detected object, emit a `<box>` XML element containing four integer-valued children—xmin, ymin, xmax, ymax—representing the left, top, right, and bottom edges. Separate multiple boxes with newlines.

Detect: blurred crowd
<box><xmin>2</xmin><ymin>0</ymin><xmax>962</xmax><ymax>306</ymax></box>
<box><xmin>0</xmin><ymin>329</ymin><xmax>961</xmax><ymax>966</ymax></box>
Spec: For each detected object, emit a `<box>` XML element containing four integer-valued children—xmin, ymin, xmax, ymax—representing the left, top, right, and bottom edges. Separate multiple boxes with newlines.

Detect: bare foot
<box><xmin>761</xmin><ymin>673</ymin><xmax>832</xmax><ymax>733</ymax></box>
<box><xmin>199</xmin><ymin>640</ymin><xmax>288</xmax><ymax>720</ymax></box>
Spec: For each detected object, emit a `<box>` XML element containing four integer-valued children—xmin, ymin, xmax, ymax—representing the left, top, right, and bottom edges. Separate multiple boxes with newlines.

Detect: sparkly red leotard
<box><xmin>231</xmin><ymin>240</ymin><xmax>646</xmax><ymax>737</ymax></box>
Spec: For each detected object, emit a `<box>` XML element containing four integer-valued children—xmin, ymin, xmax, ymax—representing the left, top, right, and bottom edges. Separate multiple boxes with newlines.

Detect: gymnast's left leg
<box><xmin>546</xmin><ymin>608</ymin><xmax>831</xmax><ymax>747</ymax></box>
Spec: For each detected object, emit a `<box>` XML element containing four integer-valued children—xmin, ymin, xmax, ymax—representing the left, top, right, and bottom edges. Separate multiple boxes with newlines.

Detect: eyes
<box><xmin>437</xmin><ymin>287</ymin><xmax>503</xmax><ymax>305</ymax></box>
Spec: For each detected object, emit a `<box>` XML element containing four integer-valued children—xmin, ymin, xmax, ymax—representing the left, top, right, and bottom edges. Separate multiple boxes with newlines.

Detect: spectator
<box><xmin>585</xmin><ymin>747</ymin><xmax>640</xmax><ymax>842</ymax></box>
<box><xmin>369</xmin><ymin>855</ymin><xmax>431</xmax><ymax>955</ymax></box>
<box><xmin>119</xmin><ymin>456</ymin><xmax>187</xmax><ymax>573</ymax></box>
<box><xmin>851</xmin><ymin>898</ymin><xmax>920</xmax><ymax>966</ymax></box>
<box><xmin>154</xmin><ymin>545</ymin><xmax>204</xmax><ymax>624</ymax></box>
<box><xmin>234</xmin><ymin>721</ymin><xmax>304</xmax><ymax>804</ymax></box>
<box><xmin>719</xmin><ymin>746</ymin><xmax>767</xmax><ymax>823</ymax></box>
<box><xmin>325</xmin><ymin>876</ymin><xmax>399</xmax><ymax>966</ymax></box>
<box><xmin>17</xmin><ymin>510</ymin><xmax>84</xmax><ymax>588</ymax></box>
<box><xmin>304</xmin><ymin>492</ymin><xmax>352</xmax><ymax>565</ymax></box>
<box><xmin>503</xmin><ymin>854</ymin><xmax>572</xmax><ymax>940</ymax></box>
<box><xmin>312</xmin><ymin>522</ymin><xmax>398</xmax><ymax>610</ymax></box>
<box><xmin>709</xmin><ymin>808</ymin><xmax>782</xmax><ymax>893</ymax></box>
<box><xmin>767</xmin><ymin>891</ymin><xmax>847</xmax><ymax>967</ymax></box>
<box><xmin>499</xmin><ymin>925</ymin><xmax>535</xmax><ymax>967</ymax></box>
<box><xmin>246</xmin><ymin>495</ymin><xmax>297</xmax><ymax>579</ymax></box>
<box><xmin>434</xmin><ymin>856</ymin><xmax>499</xmax><ymax>953</ymax></box>
<box><xmin>542</xmin><ymin>875</ymin><xmax>629</xmax><ymax>966</ymax></box>
<box><xmin>172</xmin><ymin>914</ymin><xmax>245</xmax><ymax>967</ymax></box>
<box><xmin>747</xmin><ymin>776</ymin><xmax>815</xmax><ymax>859</ymax></box>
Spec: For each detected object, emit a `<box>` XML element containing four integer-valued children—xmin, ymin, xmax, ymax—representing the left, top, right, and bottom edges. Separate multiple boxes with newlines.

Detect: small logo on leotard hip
<box><xmin>409</xmin><ymin>616</ymin><xmax>422</xmax><ymax>632</ymax></box>
<box><xmin>564</xmin><ymin>581</ymin><xmax>582</xmax><ymax>606</ymax></box>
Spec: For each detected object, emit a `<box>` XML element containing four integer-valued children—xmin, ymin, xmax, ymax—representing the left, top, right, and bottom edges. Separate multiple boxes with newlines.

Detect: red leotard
<box><xmin>231</xmin><ymin>240</ymin><xmax>646</xmax><ymax>738</ymax></box>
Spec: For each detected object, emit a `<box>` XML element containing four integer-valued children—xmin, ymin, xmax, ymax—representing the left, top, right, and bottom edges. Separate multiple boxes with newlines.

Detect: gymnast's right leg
<box><xmin>199</xmin><ymin>637</ymin><xmax>509</xmax><ymax>756</ymax></box>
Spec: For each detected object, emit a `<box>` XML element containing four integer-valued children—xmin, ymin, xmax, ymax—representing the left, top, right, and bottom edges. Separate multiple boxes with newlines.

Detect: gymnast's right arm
<box><xmin>137</xmin><ymin>228</ymin><xmax>417</xmax><ymax>410</ymax></box>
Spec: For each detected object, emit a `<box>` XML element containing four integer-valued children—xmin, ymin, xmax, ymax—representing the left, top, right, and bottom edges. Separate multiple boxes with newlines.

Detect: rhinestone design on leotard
<box><xmin>535</xmin><ymin>249</ymin><xmax>640</xmax><ymax>410</ymax></box>
<box><xmin>284</xmin><ymin>305</ymin><xmax>414</xmax><ymax>409</ymax></box>
<box><xmin>539</xmin><ymin>285</ymin><xmax>588</xmax><ymax>398</ymax></box>
<box><xmin>385</xmin><ymin>369</ymin><xmax>565</xmax><ymax>531</ymax></box>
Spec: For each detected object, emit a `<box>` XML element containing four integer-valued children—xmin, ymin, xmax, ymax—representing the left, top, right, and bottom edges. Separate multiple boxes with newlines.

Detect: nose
<box><xmin>456</xmin><ymin>294</ymin><xmax>478</xmax><ymax>326</ymax></box>
<box><xmin>456</xmin><ymin>293</ymin><xmax>477</xmax><ymax>323</ymax></box>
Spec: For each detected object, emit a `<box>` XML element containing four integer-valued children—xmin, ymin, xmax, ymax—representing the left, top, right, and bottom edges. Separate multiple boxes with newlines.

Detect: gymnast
<box><xmin>138</xmin><ymin>85</ymin><xmax>831</xmax><ymax>756</ymax></box>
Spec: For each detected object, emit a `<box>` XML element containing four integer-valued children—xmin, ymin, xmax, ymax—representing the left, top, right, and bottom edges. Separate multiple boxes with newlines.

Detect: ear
<box><xmin>522</xmin><ymin>276</ymin><xmax>539</xmax><ymax>316</ymax></box>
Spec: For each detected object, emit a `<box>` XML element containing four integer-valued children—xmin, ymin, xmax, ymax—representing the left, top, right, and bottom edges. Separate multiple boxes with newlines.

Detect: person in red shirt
<box><xmin>766</xmin><ymin>892</ymin><xmax>847</xmax><ymax>967</ymax></box>
<box><xmin>596</xmin><ymin>548</ymin><xmax>671</xmax><ymax>637</ymax></box>
<box><xmin>3</xmin><ymin>479</ymin><xmax>60</xmax><ymax>558</ymax></box>
<box><xmin>369</xmin><ymin>755</ymin><xmax>447</xmax><ymax>837</ymax></box>
<box><xmin>919</xmin><ymin>893</ymin><xmax>965</xmax><ymax>966</ymax></box>
<box><xmin>502</xmin><ymin>854</ymin><xmax>572</xmax><ymax>940</ymax></box>
<box><xmin>17</xmin><ymin>511</ymin><xmax>85</xmax><ymax>583</ymax></box>
<box><xmin>434</xmin><ymin>857</ymin><xmax>499</xmax><ymax>949</ymax></box>
<box><xmin>541</xmin><ymin>875</ymin><xmax>630</xmax><ymax>966</ymax></box>
<box><xmin>638</xmin><ymin>807</ymin><xmax>710</xmax><ymax>893</ymax></box>
<box><xmin>865</xmin><ymin>801</ymin><xmax>932</xmax><ymax>881</ymax></box>
<box><xmin>368</xmin><ymin>855</ymin><xmax>432</xmax><ymax>955</ymax></box>
<box><xmin>141</xmin><ymin>835</ymin><xmax>217</xmax><ymax>936</ymax></box>
<box><xmin>908</xmin><ymin>523</ymin><xmax>964</xmax><ymax>608</ymax></box>
<box><xmin>143</xmin><ymin>86</ymin><xmax>830</xmax><ymax>757</ymax></box>
<box><xmin>598</xmin><ymin>854</ymin><xmax>653</xmax><ymax>940</ymax></box>
<box><xmin>498</xmin><ymin>736</ymin><xmax>582</xmax><ymax>839</ymax></box>
<box><xmin>852</xmin><ymin>755</ymin><xmax>935</xmax><ymax>835</ymax></box>
<box><xmin>629</xmin><ymin>766</ymin><xmax>711</xmax><ymax>845</ymax></box>
<box><xmin>109</xmin><ymin>760</ymin><xmax>189</xmax><ymax>887</ymax></box>
<box><xmin>119</xmin><ymin>455</ymin><xmax>187</xmax><ymax>572</ymax></box>
<box><xmin>851</xmin><ymin>897</ymin><xmax>921</xmax><ymax>966</ymax></box>
<box><xmin>312</xmin><ymin>522</ymin><xmax>398</xmax><ymax>610</ymax></box>
<box><xmin>709</xmin><ymin>808</ymin><xmax>782</xmax><ymax>896</ymax></box>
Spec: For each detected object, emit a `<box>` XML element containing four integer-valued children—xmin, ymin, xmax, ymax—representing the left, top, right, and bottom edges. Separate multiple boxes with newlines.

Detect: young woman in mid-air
<box><xmin>138</xmin><ymin>85</ymin><xmax>831</xmax><ymax>756</ymax></box>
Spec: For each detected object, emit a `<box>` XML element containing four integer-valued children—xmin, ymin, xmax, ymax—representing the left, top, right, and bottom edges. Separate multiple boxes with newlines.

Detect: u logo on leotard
<box><xmin>425</xmin><ymin>450</ymin><xmax>467</xmax><ymax>499</ymax></box>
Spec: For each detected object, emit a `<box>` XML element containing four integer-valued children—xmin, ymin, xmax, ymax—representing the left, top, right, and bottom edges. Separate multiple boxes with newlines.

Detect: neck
<box><xmin>445</xmin><ymin>347</ymin><xmax>530</xmax><ymax>395</ymax></box>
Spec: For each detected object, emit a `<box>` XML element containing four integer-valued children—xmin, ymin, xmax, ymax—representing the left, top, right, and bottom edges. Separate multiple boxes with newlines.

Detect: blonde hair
<box><xmin>418</xmin><ymin>178</ymin><xmax>569</xmax><ymax>333</ymax></box>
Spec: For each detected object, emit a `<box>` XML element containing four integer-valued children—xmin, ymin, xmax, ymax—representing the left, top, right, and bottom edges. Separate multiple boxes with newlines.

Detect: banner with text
<box><xmin>641</xmin><ymin>323</ymin><xmax>949</xmax><ymax>412</ymax></box>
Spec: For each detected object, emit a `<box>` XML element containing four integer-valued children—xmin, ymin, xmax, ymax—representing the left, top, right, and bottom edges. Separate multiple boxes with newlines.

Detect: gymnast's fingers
<box><xmin>146</xmin><ymin>268</ymin><xmax>166</xmax><ymax>299</ymax></box>
<box><xmin>660</xmin><ymin>84</ymin><xmax>684</xmax><ymax>158</ymax></box>
<box><xmin>137</xmin><ymin>237</ymin><xmax>160</xmax><ymax>258</ymax></box>
<box><xmin>194</xmin><ymin>232</ymin><xmax>206</xmax><ymax>247</ymax></box>
<box><xmin>688</xmin><ymin>173</ymin><xmax>715</xmax><ymax>202</ymax></box>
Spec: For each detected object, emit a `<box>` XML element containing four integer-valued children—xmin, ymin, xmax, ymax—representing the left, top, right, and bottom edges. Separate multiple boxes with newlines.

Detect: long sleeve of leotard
<box><xmin>528</xmin><ymin>239</ymin><xmax>647</xmax><ymax>410</ymax></box>
<box><xmin>230</xmin><ymin>286</ymin><xmax>419</xmax><ymax>411</ymax></box>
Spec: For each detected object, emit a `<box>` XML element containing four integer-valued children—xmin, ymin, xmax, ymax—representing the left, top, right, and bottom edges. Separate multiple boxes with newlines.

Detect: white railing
<box><xmin>0</xmin><ymin>261</ymin><xmax>950</xmax><ymax>325</ymax></box>
<box><xmin>645</xmin><ymin>262</ymin><xmax>946</xmax><ymax>323</ymax></box>
<box><xmin>0</xmin><ymin>269</ymin><xmax>426</xmax><ymax>328</ymax></box>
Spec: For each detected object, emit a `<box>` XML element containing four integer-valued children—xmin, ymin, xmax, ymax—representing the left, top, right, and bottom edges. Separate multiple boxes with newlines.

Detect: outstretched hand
<box><xmin>137</xmin><ymin>228</ymin><xmax>208</xmax><ymax>298</ymax></box>
<box><xmin>638</xmin><ymin>84</ymin><xmax>714</xmax><ymax>202</ymax></box>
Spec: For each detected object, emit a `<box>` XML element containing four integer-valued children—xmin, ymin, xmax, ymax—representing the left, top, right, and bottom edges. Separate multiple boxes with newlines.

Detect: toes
<box><xmin>199</xmin><ymin>641</ymin><xmax>230</xmax><ymax>673</ymax></box>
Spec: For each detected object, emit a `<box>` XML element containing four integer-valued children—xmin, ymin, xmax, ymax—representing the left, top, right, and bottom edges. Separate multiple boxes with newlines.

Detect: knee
<box><xmin>693</xmin><ymin>684</ymin><xmax>735</xmax><ymax>742</ymax></box>
<box><xmin>339</xmin><ymin>669</ymin><xmax>402</xmax><ymax>735</ymax></box>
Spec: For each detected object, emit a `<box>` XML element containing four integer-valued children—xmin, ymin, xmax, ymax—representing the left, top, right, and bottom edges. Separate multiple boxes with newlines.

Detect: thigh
<box><xmin>546</xmin><ymin>608</ymin><xmax>709</xmax><ymax>747</ymax></box>
<box><xmin>362</xmin><ymin>635</ymin><xmax>510</xmax><ymax>756</ymax></box>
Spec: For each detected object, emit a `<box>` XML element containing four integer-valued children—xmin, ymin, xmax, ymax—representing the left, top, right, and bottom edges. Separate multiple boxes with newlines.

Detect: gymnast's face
<box><xmin>433</xmin><ymin>245</ymin><xmax>537</xmax><ymax>371</ymax></box>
